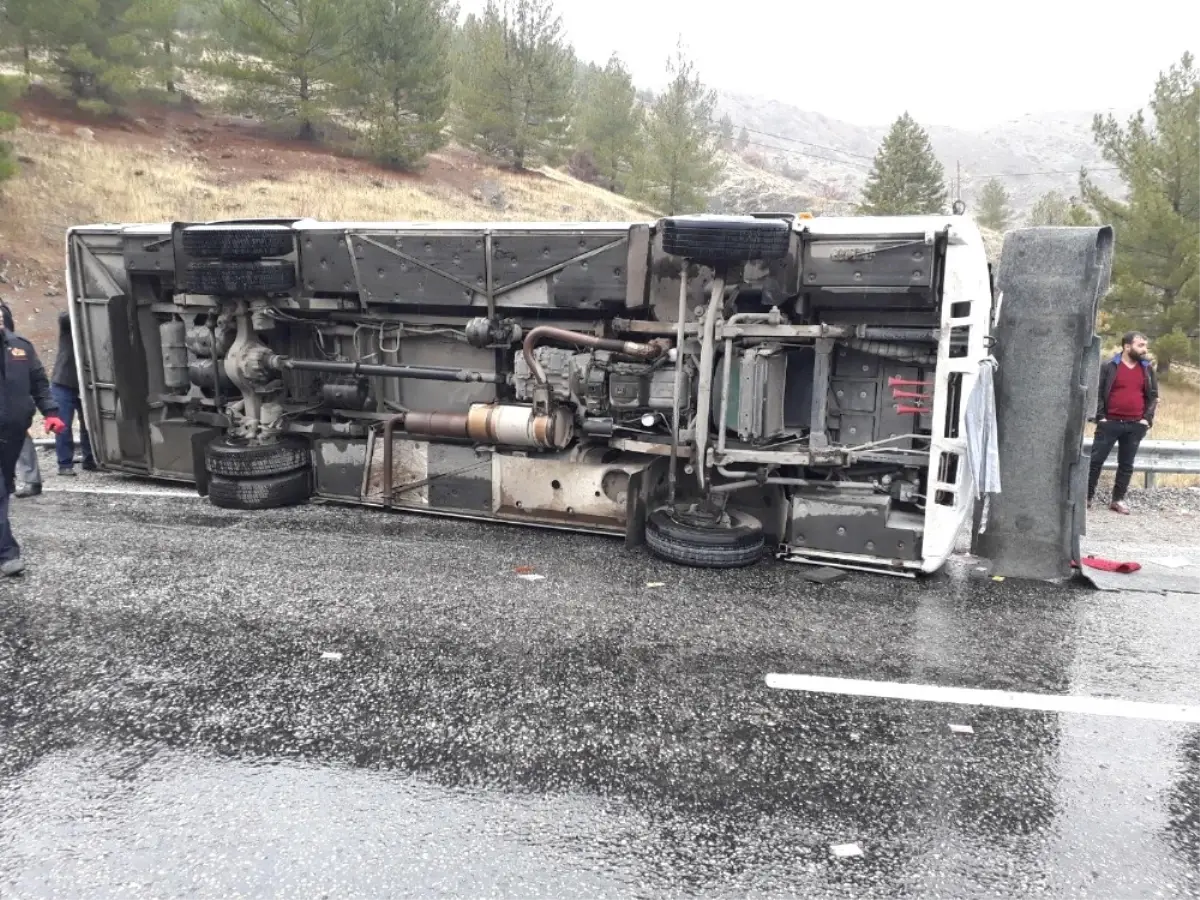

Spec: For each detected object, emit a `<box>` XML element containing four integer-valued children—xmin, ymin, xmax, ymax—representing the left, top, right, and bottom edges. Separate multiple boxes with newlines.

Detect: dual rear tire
<box><xmin>205</xmin><ymin>436</ymin><xmax>312</xmax><ymax>510</ymax></box>
<box><xmin>644</xmin><ymin>507</ymin><xmax>765</xmax><ymax>569</ymax></box>
<box><xmin>180</xmin><ymin>224</ymin><xmax>296</xmax><ymax>295</ymax></box>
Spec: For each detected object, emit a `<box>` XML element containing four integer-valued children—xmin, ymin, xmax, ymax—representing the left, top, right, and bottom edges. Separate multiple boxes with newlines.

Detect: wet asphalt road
<box><xmin>2</xmin><ymin>482</ymin><xmax>1198</xmax><ymax>899</ymax></box>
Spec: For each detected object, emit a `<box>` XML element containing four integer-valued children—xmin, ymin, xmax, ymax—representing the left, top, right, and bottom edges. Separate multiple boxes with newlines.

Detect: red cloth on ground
<box><xmin>1081</xmin><ymin>556</ymin><xmax>1141</xmax><ymax>574</ymax></box>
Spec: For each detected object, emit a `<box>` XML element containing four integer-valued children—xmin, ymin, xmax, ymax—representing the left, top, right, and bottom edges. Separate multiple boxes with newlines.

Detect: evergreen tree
<box><xmin>452</xmin><ymin>0</ymin><xmax>574</xmax><ymax>170</ymax></box>
<box><xmin>122</xmin><ymin>0</ymin><xmax>188</xmax><ymax>95</ymax></box>
<box><xmin>0</xmin><ymin>75</ymin><xmax>20</xmax><ymax>186</ymax></box>
<box><xmin>735</xmin><ymin>125</ymin><xmax>749</xmax><ymax>152</ymax></box>
<box><xmin>0</xmin><ymin>0</ymin><xmax>37</xmax><ymax>78</ymax></box>
<box><xmin>1</xmin><ymin>0</ymin><xmax>145</xmax><ymax>111</ymax></box>
<box><xmin>1080</xmin><ymin>51</ymin><xmax>1199</xmax><ymax>372</ymax></box>
<box><xmin>858</xmin><ymin>112</ymin><xmax>947</xmax><ymax>215</ymax></box>
<box><xmin>1027</xmin><ymin>189</ymin><xmax>1092</xmax><ymax>226</ymax></box>
<box><xmin>574</xmin><ymin>53</ymin><xmax>641</xmax><ymax>192</ymax></box>
<box><xmin>211</xmin><ymin>0</ymin><xmax>352</xmax><ymax>140</ymax></box>
<box><xmin>635</xmin><ymin>42</ymin><xmax>721</xmax><ymax>215</ymax></box>
<box><xmin>1152</xmin><ymin>328</ymin><xmax>1194</xmax><ymax>378</ymax></box>
<box><xmin>717</xmin><ymin>113</ymin><xmax>734</xmax><ymax>150</ymax></box>
<box><xmin>344</xmin><ymin>0</ymin><xmax>453</xmax><ymax>170</ymax></box>
<box><xmin>974</xmin><ymin>178</ymin><xmax>1012</xmax><ymax>231</ymax></box>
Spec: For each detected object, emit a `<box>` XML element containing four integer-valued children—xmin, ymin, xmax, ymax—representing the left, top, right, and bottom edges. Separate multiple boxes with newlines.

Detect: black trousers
<box><xmin>0</xmin><ymin>426</ymin><xmax>24</xmax><ymax>495</ymax></box>
<box><xmin>1088</xmin><ymin>419</ymin><xmax>1148</xmax><ymax>503</ymax></box>
<box><xmin>1</xmin><ymin>427</ymin><xmax>26</xmax><ymax>563</ymax></box>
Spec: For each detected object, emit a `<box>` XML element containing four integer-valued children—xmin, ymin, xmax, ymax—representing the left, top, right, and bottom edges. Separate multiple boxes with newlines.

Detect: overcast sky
<box><xmin>456</xmin><ymin>0</ymin><xmax>1198</xmax><ymax>129</ymax></box>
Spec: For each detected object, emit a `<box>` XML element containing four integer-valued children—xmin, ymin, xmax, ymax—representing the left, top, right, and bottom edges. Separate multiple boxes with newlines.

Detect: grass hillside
<box><xmin>0</xmin><ymin>92</ymin><xmax>655</xmax><ymax>353</ymax></box>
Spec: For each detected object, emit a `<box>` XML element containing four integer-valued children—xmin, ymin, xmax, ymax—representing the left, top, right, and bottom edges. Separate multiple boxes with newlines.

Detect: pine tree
<box><xmin>1080</xmin><ymin>51</ymin><xmax>1199</xmax><ymax>372</ymax></box>
<box><xmin>122</xmin><ymin>0</ymin><xmax>187</xmax><ymax>95</ymax></box>
<box><xmin>452</xmin><ymin>0</ymin><xmax>575</xmax><ymax>170</ymax></box>
<box><xmin>974</xmin><ymin>178</ymin><xmax>1012</xmax><ymax>231</ymax></box>
<box><xmin>0</xmin><ymin>75</ymin><xmax>20</xmax><ymax>186</ymax></box>
<box><xmin>1</xmin><ymin>0</ymin><xmax>145</xmax><ymax>111</ymax></box>
<box><xmin>574</xmin><ymin>53</ymin><xmax>641</xmax><ymax>192</ymax></box>
<box><xmin>635</xmin><ymin>42</ymin><xmax>722</xmax><ymax>215</ymax></box>
<box><xmin>717</xmin><ymin>113</ymin><xmax>734</xmax><ymax>150</ymax></box>
<box><xmin>858</xmin><ymin>112</ymin><xmax>948</xmax><ymax>215</ymax></box>
<box><xmin>1027</xmin><ymin>190</ymin><xmax>1092</xmax><ymax>226</ymax></box>
<box><xmin>0</xmin><ymin>0</ymin><xmax>37</xmax><ymax>78</ymax></box>
<box><xmin>211</xmin><ymin>0</ymin><xmax>352</xmax><ymax>140</ymax></box>
<box><xmin>343</xmin><ymin>0</ymin><xmax>453</xmax><ymax>170</ymax></box>
<box><xmin>735</xmin><ymin>125</ymin><xmax>749</xmax><ymax>152</ymax></box>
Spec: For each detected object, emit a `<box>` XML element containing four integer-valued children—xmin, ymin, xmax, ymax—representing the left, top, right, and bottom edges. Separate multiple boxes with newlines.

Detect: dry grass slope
<box><xmin>6</xmin><ymin>129</ymin><xmax>654</xmax><ymax>244</ymax></box>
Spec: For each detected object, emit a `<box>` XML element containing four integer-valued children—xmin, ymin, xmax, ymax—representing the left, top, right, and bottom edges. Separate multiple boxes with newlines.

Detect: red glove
<box><xmin>44</xmin><ymin>416</ymin><xmax>67</xmax><ymax>434</ymax></box>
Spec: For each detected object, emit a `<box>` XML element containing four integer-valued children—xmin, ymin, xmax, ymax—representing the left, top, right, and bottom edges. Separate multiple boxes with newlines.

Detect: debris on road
<box><xmin>517</xmin><ymin>573</ymin><xmax>545</xmax><ymax>582</ymax></box>
<box><xmin>830</xmin><ymin>842</ymin><xmax>864</xmax><ymax>858</ymax></box>
<box><xmin>1082</xmin><ymin>556</ymin><xmax>1142</xmax><ymax>574</ymax></box>
<box><xmin>320</xmin><ymin>651</ymin><xmax>343</xmax><ymax>661</ymax></box>
<box><xmin>798</xmin><ymin>566</ymin><xmax>849</xmax><ymax>585</ymax></box>
<box><xmin>949</xmin><ymin>723</ymin><xmax>975</xmax><ymax>734</ymax></box>
<box><xmin>645</xmin><ymin>581</ymin><xmax>666</xmax><ymax>588</ymax></box>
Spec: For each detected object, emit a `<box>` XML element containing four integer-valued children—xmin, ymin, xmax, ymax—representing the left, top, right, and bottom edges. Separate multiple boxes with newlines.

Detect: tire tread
<box><xmin>182</xmin><ymin>228</ymin><xmax>294</xmax><ymax>260</ymax></box>
<box><xmin>661</xmin><ymin>216</ymin><xmax>791</xmax><ymax>263</ymax></box>
<box><xmin>183</xmin><ymin>260</ymin><xmax>295</xmax><ymax>294</ymax></box>
<box><xmin>205</xmin><ymin>437</ymin><xmax>310</xmax><ymax>478</ymax></box>
<box><xmin>207</xmin><ymin>470</ymin><xmax>312</xmax><ymax>510</ymax></box>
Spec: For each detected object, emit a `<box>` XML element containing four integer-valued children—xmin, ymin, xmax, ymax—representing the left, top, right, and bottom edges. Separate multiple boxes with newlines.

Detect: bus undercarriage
<box><xmin>64</xmin><ymin>213</ymin><xmax>1111</xmax><ymax>578</ymax></box>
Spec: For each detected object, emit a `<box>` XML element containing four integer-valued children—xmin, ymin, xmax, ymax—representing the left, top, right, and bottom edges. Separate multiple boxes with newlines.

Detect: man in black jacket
<box><xmin>1088</xmin><ymin>331</ymin><xmax>1159</xmax><ymax>515</ymax></box>
<box><xmin>0</xmin><ymin>302</ymin><xmax>43</xmax><ymax>496</ymax></box>
<box><xmin>2</xmin><ymin>310</ymin><xmax>66</xmax><ymax>575</ymax></box>
<box><xmin>51</xmin><ymin>309</ymin><xmax>96</xmax><ymax>475</ymax></box>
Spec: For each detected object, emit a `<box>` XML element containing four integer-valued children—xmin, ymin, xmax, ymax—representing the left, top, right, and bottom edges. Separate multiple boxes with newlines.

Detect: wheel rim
<box><xmin>668</xmin><ymin>503</ymin><xmax>730</xmax><ymax>531</ymax></box>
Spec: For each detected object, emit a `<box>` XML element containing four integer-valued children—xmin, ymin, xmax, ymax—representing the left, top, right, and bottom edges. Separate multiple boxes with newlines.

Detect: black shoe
<box><xmin>82</xmin><ymin>461</ymin><xmax>98</xmax><ymax>472</ymax></box>
<box><xmin>15</xmin><ymin>484</ymin><xmax>42</xmax><ymax>498</ymax></box>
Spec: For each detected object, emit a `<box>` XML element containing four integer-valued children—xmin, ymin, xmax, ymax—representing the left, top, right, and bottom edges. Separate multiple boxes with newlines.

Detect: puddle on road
<box><xmin>0</xmin><ymin>744</ymin><xmax>644</xmax><ymax>899</ymax></box>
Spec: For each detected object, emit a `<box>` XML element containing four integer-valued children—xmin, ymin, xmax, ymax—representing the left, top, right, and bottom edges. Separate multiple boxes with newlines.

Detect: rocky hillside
<box><xmin>705</xmin><ymin>151</ymin><xmax>853</xmax><ymax>217</ymax></box>
<box><xmin>714</xmin><ymin>92</ymin><xmax>1133</xmax><ymax>218</ymax></box>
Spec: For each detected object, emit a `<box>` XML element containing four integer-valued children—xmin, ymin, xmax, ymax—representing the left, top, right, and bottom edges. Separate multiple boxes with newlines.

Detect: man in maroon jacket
<box><xmin>1087</xmin><ymin>331</ymin><xmax>1159</xmax><ymax>515</ymax></box>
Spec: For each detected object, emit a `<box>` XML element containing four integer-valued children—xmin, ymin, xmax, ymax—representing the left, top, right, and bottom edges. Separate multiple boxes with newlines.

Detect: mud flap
<box><xmin>973</xmin><ymin>226</ymin><xmax>1113</xmax><ymax>581</ymax></box>
<box><xmin>107</xmin><ymin>294</ymin><xmax>151</xmax><ymax>466</ymax></box>
<box><xmin>190</xmin><ymin>428</ymin><xmax>225</xmax><ymax>497</ymax></box>
<box><xmin>625</xmin><ymin>457</ymin><xmax>668</xmax><ymax>548</ymax></box>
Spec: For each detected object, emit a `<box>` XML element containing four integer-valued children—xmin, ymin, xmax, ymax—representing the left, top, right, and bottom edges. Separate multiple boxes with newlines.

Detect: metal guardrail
<box><xmin>1082</xmin><ymin>438</ymin><xmax>1200</xmax><ymax>488</ymax></box>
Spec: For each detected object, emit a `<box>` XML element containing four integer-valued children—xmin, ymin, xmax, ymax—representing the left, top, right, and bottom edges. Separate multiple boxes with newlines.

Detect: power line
<box><xmin>716</xmin><ymin>128</ymin><xmax>1121</xmax><ymax>182</ymax></box>
<box><xmin>961</xmin><ymin>167</ymin><xmax>1120</xmax><ymax>179</ymax></box>
<box><xmin>720</xmin><ymin>133</ymin><xmax>873</xmax><ymax>171</ymax></box>
<box><xmin>728</xmin><ymin>123</ymin><xmax>878</xmax><ymax>162</ymax></box>
<box><xmin>715</xmin><ymin>118</ymin><xmax>1122</xmax><ymax>182</ymax></box>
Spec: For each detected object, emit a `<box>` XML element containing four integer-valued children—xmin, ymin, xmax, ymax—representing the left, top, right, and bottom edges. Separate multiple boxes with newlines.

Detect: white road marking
<box><xmin>765</xmin><ymin>674</ymin><xmax>1200</xmax><ymax>723</ymax></box>
<box><xmin>39</xmin><ymin>485</ymin><xmax>199</xmax><ymax>499</ymax></box>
